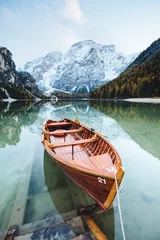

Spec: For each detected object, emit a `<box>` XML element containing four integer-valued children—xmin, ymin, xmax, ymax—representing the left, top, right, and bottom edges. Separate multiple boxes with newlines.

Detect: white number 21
<box><xmin>98</xmin><ymin>177</ymin><xmax>106</xmax><ymax>184</ymax></box>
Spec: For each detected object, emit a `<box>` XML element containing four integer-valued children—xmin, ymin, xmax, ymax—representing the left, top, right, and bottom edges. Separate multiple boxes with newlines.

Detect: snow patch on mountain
<box><xmin>24</xmin><ymin>40</ymin><xmax>139</xmax><ymax>93</ymax></box>
<box><xmin>24</xmin><ymin>51</ymin><xmax>62</xmax><ymax>91</ymax></box>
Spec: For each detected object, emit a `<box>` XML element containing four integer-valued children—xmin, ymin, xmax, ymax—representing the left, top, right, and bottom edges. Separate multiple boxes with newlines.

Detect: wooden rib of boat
<box><xmin>41</xmin><ymin>118</ymin><xmax>124</xmax><ymax>210</ymax></box>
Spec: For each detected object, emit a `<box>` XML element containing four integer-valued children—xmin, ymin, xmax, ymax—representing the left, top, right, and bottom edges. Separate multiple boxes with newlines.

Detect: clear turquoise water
<box><xmin>0</xmin><ymin>100</ymin><xmax>160</xmax><ymax>239</ymax></box>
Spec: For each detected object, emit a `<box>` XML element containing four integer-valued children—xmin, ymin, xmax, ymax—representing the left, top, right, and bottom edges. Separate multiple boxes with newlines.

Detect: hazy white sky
<box><xmin>0</xmin><ymin>0</ymin><xmax>160</xmax><ymax>67</ymax></box>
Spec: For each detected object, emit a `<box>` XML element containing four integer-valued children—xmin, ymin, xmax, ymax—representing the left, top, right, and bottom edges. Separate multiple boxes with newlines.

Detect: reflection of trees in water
<box><xmin>53</xmin><ymin>100</ymin><xmax>73</xmax><ymax>107</ymax></box>
<box><xmin>91</xmin><ymin>101</ymin><xmax>160</xmax><ymax>122</ymax></box>
<box><xmin>90</xmin><ymin>100</ymin><xmax>160</xmax><ymax>159</ymax></box>
<box><xmin>0</xmin><ymin>101</ymin><xmax>42</xmax><ymax>148</ymax></box>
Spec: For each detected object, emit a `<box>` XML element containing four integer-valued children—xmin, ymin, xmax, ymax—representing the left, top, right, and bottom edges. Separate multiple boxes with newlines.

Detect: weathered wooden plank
<box><xmin>82</xmin><ymin>215</ymin><xmax>108</xmax><ymax>240</ymax></box>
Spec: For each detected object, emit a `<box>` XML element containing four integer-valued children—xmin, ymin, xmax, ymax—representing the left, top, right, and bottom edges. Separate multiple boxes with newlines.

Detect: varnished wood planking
<box><xmin>57</xmin><ymin>161</ymin><xmax>114</xmax><ymax>209</ymax></box>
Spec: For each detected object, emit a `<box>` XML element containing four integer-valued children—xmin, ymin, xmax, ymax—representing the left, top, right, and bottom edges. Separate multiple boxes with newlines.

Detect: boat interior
<box><xmin>43</xmin><ymin>120</ymin><xmax>120</xmax><ymax>174</ymax></box>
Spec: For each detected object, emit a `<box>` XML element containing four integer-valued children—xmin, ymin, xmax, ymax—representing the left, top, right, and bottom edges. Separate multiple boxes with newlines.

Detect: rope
<box><xmin>114</xmin><ymin>172</ymin><xmax>126</xmax><ymax>240</ymax></box>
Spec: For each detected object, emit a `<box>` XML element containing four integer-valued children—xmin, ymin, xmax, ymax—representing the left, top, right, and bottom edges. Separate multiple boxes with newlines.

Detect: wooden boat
<box><xmin>41</xmin><ymin>118</ymin><xmax>124</xmax><ymax>210</ymax></box>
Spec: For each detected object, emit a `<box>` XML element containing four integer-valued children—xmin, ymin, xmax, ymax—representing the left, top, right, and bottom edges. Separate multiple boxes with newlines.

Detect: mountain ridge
<box><xmin>90</xmin><ymin>38</ymin><xmax>160</xmax><ymax>99</ymax></box>
<box><xmin>24</xmin><ymin>40</ymin><xmax>139</xmax><ymax>93</ymax></box>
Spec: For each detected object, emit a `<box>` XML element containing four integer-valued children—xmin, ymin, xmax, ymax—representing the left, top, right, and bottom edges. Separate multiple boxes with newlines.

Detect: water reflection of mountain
<box><xmin>44</xmin><ymin>151</ymin><xmax>114</xmax><ymax>239</ymax></box>
<box><xmin>31</xmin><ymin>101</ymin><xmax>104</xmax><ymax>136</ymax></box>
<box><xmin>90</xmin><ymin>101</ymin><xmax>160</xmax><ymax>159</ymax></box>
<box><xmin>0</xmin><ymin>101</ymin><xmax>42</xmax><ymax>148</ymax></box>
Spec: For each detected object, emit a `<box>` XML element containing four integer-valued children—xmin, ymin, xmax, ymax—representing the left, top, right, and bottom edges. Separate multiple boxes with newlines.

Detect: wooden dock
<box><xmin>2</xmin><ymin>210</ymin><xmax>110</xmax><ymax>240</ymax></box>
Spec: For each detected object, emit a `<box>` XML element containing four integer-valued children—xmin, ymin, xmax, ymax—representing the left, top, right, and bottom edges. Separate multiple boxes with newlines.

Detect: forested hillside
<box><xmin>90</xmin><ymin>38</ymin><xmax>160</xmax><ymax>99</ymax></box>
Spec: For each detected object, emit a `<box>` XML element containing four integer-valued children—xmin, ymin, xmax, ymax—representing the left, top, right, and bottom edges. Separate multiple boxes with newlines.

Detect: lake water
<box><xmin>0</xmin><ymin>100</ymin><xmax>160</xmax><ymax>240</ymax></box>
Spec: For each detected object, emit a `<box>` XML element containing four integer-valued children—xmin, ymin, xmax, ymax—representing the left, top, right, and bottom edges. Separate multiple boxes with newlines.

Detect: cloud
<box><xmin>62</xmin><ymin>0</ymin><xmax>85</xmax><ymax>24</ymax></box>
<box><xmin>0</xmin><ymin>2</ymin><xmax>82</xmax><ymax>67</ymax></box>
<box><xmin>56</xmin><ymin>24</ymin><xmax>80</xmax><ymax>50</ymax></box>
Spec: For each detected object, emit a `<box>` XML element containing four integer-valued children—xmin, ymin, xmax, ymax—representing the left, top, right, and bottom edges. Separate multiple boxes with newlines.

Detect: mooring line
<box><xmin>115</xmin><ymin>172</ymin><xmax>126</xmax><ymax>240</ymax></box>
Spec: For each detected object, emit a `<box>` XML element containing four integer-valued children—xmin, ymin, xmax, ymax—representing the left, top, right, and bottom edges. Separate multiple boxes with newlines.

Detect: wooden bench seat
<box><xmin>47</xmin><ymin>122</ymin><xmax>72</xmax><ymax>127</ymax></box>
<box><xmin>45</xmin><ymin>134</ymin><xmax>97</xmax><ymax>149</ymax></box>
<box><xmin>44</xmin><ymin>127</ymin><xmax>84</xmax><ymax>135</ymax></box>
<box><xmin>45</xmin><ymin>134</ymin><xmax>97</xmax><ymax>160</ymax></box>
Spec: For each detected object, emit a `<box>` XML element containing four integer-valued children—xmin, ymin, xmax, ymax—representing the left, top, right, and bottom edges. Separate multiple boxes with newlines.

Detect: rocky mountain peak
<box><xmin>102</xmin><ymin>44</ymin><xmax>115</xmax><ymax>52</ymax></box>
<box><xmin>0</xmin><ymin>47</ymin><xmax>16</xmax><ymax>83</ymax></box>
<box><xmin>24</xmin><ymin>40</ymin><xmax>139</xmax><ymax>93</ymax></box>
<box><xmin>45</xmin><ymin>51</ymin><xmax>62</xmax><ymax>62</ymax></box>
<box><xmin>71</xmin><ymin>40</ymin><xmax>97</xmax><ymax>48</ymax></box>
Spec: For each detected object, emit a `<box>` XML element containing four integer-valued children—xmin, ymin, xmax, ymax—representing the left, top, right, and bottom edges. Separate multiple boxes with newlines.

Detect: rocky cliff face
<box><xmin>24</xmin><ymin>40</ymin><xmax>138</xmax><ymax>93</ymax></box>
<box><xmin>0</xmin><ymin>47</ymin><xmax>42</xmax><ymax>101</ymax></box>
<box><xmin>17</xmin><ymin>71</ymin><xmax>40</xmax><ymax>96</ymax></box>
<box><xmin>0</xmin><ymin>47</ymin><xmax>16</xmax><ymax>83</ymax></box>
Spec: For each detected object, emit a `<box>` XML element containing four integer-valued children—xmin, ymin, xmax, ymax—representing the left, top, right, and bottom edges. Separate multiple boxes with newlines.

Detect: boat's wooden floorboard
<box><xmin>51</xmin><ymin>134</ymin><xmax>88</xmax><ymax>157</ymax></box>
<box><xmin>49</xmin><ymin>133</ymin><xmax>114</xmax><ymax>173</ymax></box>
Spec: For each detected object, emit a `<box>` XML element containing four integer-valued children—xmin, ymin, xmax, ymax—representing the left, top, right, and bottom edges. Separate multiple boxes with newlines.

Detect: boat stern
<box><xmin>104</xmin><ymin>167</ymin><xmax>125</xmax><ymax>209</ymax></box>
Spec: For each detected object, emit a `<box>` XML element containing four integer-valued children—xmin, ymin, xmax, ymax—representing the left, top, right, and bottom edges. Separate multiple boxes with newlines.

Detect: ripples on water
<box><xmin>0</xmin><ymin>100</ymin><xmax>160</xmax><ymax>239</ymax></box>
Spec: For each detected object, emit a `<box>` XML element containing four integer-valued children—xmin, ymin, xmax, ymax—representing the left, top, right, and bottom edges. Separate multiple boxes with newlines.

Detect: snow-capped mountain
<box><xmin>24</xmin><ymin>40</ymin><xmax>139</xmax><ymax>93</ymax></box>
<box><xmin>24</xmin><ymin>51</ymin><xmax>62</xmax><ymax>91</ymax></box>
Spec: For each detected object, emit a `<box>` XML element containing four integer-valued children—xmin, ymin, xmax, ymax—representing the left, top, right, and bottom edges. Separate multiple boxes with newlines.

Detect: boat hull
<box><xmin>47</xmin><ymin>151</ymin><xmax>124</xmax><ymax>210</ymax></box>
<box><xmin>42</xmin><ymin>118</ymin><xmax>125</xmax><ymax>210</ymax></box>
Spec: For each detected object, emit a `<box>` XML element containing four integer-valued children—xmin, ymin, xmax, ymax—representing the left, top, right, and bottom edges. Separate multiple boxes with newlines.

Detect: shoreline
<box><xmin>1</xmin><ymin>97</ymin><xmax>160</xmax><ymax>104</ymax></box>
<box><xmin>123</xmin><ymin>98</ymin><xmax>160</xmax><ymax>103</ymax></box>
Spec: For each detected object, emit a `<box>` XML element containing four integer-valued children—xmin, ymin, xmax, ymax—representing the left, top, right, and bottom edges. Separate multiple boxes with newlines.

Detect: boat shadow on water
<box><xmin>43</xmin><ymin>150</ymin><xmax>115</xmax><ymax>239</ymax></box>
<box><xmin>44</xmin><ymin>150</ymin><xmax>95</xmax><ymax>213</ymax></box>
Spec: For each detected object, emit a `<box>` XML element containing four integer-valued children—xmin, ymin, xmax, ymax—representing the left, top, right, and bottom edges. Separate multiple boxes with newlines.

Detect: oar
<box><xmin>77</xmin><ymin>120</ymin><xmax>108</xmax><ymax>138</ymax></box>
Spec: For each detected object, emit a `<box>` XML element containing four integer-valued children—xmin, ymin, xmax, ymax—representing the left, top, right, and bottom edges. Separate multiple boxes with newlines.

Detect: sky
<box><xmin>0</xmin><ymin>0</ymin><xmax>160</xmax><ymax>68</ymax></box>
